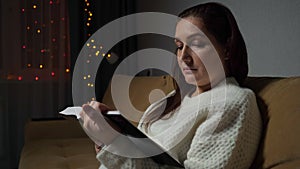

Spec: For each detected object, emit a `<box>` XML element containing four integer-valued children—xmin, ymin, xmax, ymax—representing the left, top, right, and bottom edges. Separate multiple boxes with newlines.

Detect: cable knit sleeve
<box><xmin>184</xmin><ymin>90</ymin><xmax>262</xmax><ymax>169</ymax></box>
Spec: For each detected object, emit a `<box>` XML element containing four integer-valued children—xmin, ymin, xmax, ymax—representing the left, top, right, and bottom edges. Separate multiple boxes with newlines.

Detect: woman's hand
<box><xmin>95</xmin><ymin>143</ymin><xmax>102</xmax><ymax>154</ymax></box>
<box><xmin>80</xmin><ymin>101</ymin><xmax>120</xmax><ymax>147</ymax></box>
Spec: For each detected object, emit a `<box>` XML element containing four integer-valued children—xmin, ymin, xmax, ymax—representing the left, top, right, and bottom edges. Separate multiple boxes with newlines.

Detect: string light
<box><xmin>18</xmin><ymin>0</ymin><xmax>71</xmax><ymax>82</ymax></box>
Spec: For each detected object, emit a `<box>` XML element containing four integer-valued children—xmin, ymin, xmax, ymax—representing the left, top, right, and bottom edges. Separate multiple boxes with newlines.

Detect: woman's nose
<box><xmin>179</xmin><ymin>45</ymin><xmax>192</xmax><ymax>65</ymax></box>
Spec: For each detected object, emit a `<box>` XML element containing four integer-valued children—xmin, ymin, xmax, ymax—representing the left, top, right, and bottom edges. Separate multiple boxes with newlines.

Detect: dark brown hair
<box><xmin>141</xmin><ymin>2</ymin><xmax>248</xmax><ymax>131</ymax></box>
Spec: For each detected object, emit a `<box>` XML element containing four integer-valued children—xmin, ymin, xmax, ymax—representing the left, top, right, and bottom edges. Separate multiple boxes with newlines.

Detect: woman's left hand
<box><xmin>80</xmin><ymin>101</ymin><xmax>120</xmax><ymax>147</ymax></box>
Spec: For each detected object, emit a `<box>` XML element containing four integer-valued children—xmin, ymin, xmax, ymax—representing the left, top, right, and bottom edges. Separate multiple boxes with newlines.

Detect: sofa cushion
<box><xmin>19</xmin><ymin>138</ymin><xmax>99</xmax><ymax>169</ymax></box>
<box><xmin>245</xmin><ymin>77</ymin><xmax>300</xmax><ymax>169</ymax></box>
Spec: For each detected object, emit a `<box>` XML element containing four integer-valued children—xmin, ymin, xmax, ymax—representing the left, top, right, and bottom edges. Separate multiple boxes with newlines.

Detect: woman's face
<box><xmin>175</xmin><ymin>16</ymin><xmax>228</xmax><ymax>92</ymax></box>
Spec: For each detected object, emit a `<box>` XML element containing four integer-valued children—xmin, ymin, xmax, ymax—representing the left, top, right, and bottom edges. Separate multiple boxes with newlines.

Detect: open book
<box><xmin>59</xmin><ymin>107</ymin><xmax>183</xmax><ymax>168</ymax></box>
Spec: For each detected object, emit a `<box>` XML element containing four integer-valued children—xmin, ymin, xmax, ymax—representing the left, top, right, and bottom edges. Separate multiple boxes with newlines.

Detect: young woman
<box><xmin>80</xmin><ymin>2</ymin><xmax>262</xmax><ymax>169</ymax></box>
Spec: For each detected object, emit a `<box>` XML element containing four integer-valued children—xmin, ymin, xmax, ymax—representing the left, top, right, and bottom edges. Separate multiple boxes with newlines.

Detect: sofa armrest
<box><xmin>24</xmin><ymin>119</ymin><xmax>88</xmax><ymax>143</ymax></box>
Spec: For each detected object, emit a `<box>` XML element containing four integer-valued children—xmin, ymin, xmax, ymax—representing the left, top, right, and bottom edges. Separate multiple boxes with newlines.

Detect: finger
<box><xmin>89</xmin><ymin>101</ymin><xmax>112</xmax><ymax>112</ymax></box>
<box><xmin>79</xmin><ymin>103</ymin><xmax>90</xmax><ymax>120</ymax></box>
<box><xmin>82</xmin><ymin>104</ymin><xmax>105</xmax><ymax>122</ymax></box>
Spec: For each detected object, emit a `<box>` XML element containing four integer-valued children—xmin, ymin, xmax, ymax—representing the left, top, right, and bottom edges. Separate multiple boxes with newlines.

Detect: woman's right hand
<box><xmin>80</xmin><ymin>101</ymin><xmax>120</xmax><ymax>147</ymax></box>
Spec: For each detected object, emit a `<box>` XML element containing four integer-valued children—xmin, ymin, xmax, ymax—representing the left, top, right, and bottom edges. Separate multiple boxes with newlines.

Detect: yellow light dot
<box><xmin>84</xmin><ymin>8</ymin><xmax>87</xmax><ymax>11</ymax></box>
<box><xmin>90</xmin><ymin>83</ymin><xmax>94</xmax><ymax>87</ymax></box>
<box><xmin>39</xmin><ymin>64</ymin><xmax>43</xmax><ymax>69</ymax></box>
<box><xmin>27</xmin><ymin>63</ymin><xmax>32</xmax><ymax>67</ymax></box>
<box><xmin>102</xmin><ymin>53</ymin><xmax>105</xmax><ymax>57</ymax></box>
<box><xmin>87</xmin><ymin>75</ymin><xmax>91</xmax><ymax>78</ymax></box>
<box><xmin>107</xmin><ymin>54</ymin><xmax>111</xmax><ymax>58</ymax></box>
<box><xmin>33</xmin><ymin>5</ymin><xmax>37</xmax><ymax>9</ymax></box>
<box><xmin>89</xmin><ymin>13</ymin><xmax>92</xmax><ymax>17</ymax></box>
<box><xmin>91</xmin><ymin>39</ymin><xmax>94</xmax><ymax>43</ymax></box>
<box><xmin>86</xmin><ymin>43</ymin><xmax>90</xmax><ymax>47</ymax></box>
<box><xmin>66</xmin><ymin>68</ymin><xmax>70</xmax><ymax>73</ymax></box>
<box><xmin>100</xmin><ymin>46</ymin><xmax>103</xmax><ymax>49</ymax></box>
<box><xmin>86</xmin><ymin>23</ymin><xmax>90</xmax><ymax>26</ymax></box>
<box><xmin>85</xmin><ymin>0</ymin><xmax>88</xmax><ymax>2</ymax></box>
<box><xmin>86</xmin><ymin>3</ymin><xmax>90</xmax><ymax>6</ymax></box>
<box><xmin>87</xmin><ymin>83</ymin><xmax>91</xmax><ymax>87</ymax></box>
<box><xmin>92</xmin><ymin>46</ymin><xmax>96</xmax><ymax>49</ymax></box>
<box><xmin>37</xmin><ymin>29</ymin><xmax>41</xmax><ymax>33</ymax></box>
<box><xmin>91</xmin><ymin>97</ymin><xmax>95</xmax><ymax>101</ymax></box>
<box><xmin>88</xmin><ymin>18</ymin><xmax>91</xmax><ymax>21</ymax></box>
<box><xmin>83</xmin><ymin>76</ymin><xmax>87</xmax><ymax>80</ymax></box>
<box><xmin>26</xmin><ymin>26</ymin><xmax>30</xmax><ymax>30</ymax></box>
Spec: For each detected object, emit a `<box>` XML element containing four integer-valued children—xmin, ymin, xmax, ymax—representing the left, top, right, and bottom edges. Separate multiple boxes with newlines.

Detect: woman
<box><xmin>80</xmin><ymin>2</ymin><xmax>262</xmax><ymax>169</ymax></box>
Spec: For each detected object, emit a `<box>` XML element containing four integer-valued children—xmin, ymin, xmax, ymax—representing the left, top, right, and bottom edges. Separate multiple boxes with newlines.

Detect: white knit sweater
<box><xmin>96</xmin><ymin>78</ymin><xmax>262</xmax><ymax>169</ymax></box>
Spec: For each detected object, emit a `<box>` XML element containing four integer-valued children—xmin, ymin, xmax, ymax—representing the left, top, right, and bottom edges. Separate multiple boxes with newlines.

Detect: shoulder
<box><xmin>224</xmin><ymin>78</ymin><xmax>256</xmax><ymax>106</ymax></box>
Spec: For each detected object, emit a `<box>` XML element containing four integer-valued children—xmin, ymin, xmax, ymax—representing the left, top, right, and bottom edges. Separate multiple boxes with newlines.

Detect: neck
<box><xmin>192</xmin><ymin>84</ymin><xmax>211</xmax><ymax>96</ymax></box>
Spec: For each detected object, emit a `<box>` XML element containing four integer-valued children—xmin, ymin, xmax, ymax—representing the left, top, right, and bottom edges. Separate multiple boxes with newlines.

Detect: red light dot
<box><xmin>22</xmin><ymin>45</ymin><xmax>26</xmax><ymax>49</ymax></box>
<box><xmin>41</xmin><ymin>49</ymin><xmax>45</xmax><ymax>53</ymax></box>
<box><xmin>52</xmin><ymin>38</ymin><xmax>56</xmax><ymax>42</ymax></box>
<box><xmin>21</xmin><ymin>8</ymin><xmax>25</xmax><ymax>12</ymax></box>
<box><xmin>18</xmin><ymin>76</ymin><xmax>22</xmax><ymax>81</ymax></box>
<box><xmin>61</xmin><ymin>17</ymin><xmax>65</xmax><ymax>21</ymax></box>
<box><xmin>35</xmin><ymin>76</ymin><xmax>39</xmax><ymax>81</ymax></box>
<box><xmin>49</xmin><ymin>1</ymin><xmax>53</xmax><ymax>5</ymax></box>
<box><xmin>34</xmin><ymin>20</ymin><xmax>38</xmax><ymax>24</ymax></box>
<box><xmin>51</xmin><ymin>72</ymin><xmax>55</xmax><ymax>76</ymax></box>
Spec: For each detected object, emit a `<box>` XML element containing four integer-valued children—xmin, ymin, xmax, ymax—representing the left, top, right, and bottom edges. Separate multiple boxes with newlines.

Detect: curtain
<box><xmin>0</xmin><ymin>0</ymin><xmax>71</xmax><ymax>168</ymax></box>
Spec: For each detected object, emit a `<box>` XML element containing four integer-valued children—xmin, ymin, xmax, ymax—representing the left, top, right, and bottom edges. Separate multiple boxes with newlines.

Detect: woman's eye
<box><xmin>190</xmin><ymin>40</ymin><xmax>206</xmax><ymax>48</ymax></box>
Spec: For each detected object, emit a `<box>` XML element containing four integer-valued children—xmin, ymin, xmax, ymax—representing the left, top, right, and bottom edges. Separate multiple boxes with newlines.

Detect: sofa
<box><xmin>18</xmin><ymin>75</ymin><xmax>300</xmax><ymax>169</ymax></box>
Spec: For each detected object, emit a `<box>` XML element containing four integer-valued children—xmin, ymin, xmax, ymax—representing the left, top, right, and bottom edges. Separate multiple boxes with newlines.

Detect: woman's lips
<box><xmin>183</xmin><ymin>67</ymin><xmax>197</xmax><ymax>74</ymax></box>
